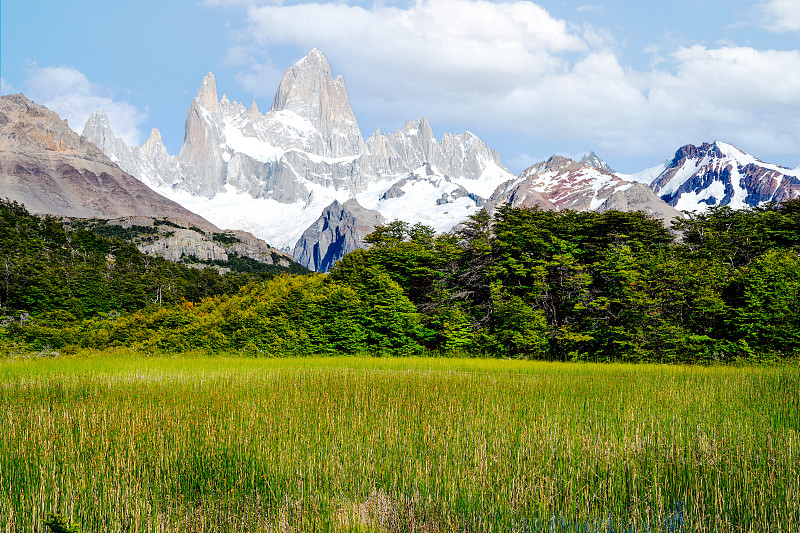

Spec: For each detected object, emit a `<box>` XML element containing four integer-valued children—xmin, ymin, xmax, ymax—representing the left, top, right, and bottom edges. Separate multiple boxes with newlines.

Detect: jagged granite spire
<box><xmin>196</xmin><ymin>72</ymin><xmax>221</xmax><ymax>115</ymax></box>
<box><xmin>177</xmin><ymin>72</ymin><xmax>226</xmax><ymax>196</ymax></box>
<box><xmin>142</xmin><ymin>128</ymin><xmax>163</xmax><ymax>150</ymax></box>
<box><xmin>82</xmin><ymin>110</ymin><xmax>130</xmax><ymax>165</ymax></box>
<box><xmin>272</xmin><ymin>48</ymin><xmax>366</xmax><ymax>157</ymax></box>
<box><xmin>83</xmin><ymin>111</ymin><xmax>195</xmax><ymax>191</ymax></box>
<box><xmin>247</xmin><ymin>100</ymin><xmax>260</xmax><ymax>119</ymax></box>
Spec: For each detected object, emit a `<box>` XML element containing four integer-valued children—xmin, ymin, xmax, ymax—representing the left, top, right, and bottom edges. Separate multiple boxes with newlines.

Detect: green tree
<box><xmin>727</xmin><ymin>248</ymin><xmax>800</xmax><ymax>357</ymax></box>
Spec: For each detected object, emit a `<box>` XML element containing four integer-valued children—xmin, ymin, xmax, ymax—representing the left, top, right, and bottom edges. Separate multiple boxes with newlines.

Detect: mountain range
<box><xmin>82</xmin><ymin>49</ymin><xmax>513</xmax><ymax>263</ymax></box>
<box><xmin>5</xmin><ymin>49</ymin><xmax>800</xmax><ymax>273</ymax></box>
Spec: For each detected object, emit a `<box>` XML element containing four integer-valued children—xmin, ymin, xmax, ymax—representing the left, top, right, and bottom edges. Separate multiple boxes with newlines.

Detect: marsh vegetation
<box><xmin>1</xmin><ymin>356</ymin><xmax>797</xmax><ymax>532</ymax></box>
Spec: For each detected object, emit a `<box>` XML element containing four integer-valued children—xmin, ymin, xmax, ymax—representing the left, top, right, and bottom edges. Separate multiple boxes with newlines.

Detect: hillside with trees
<box><xmin>2</xmin><ymin>198</ymin><xmax>799</xmax><ymax>362</ymax></box>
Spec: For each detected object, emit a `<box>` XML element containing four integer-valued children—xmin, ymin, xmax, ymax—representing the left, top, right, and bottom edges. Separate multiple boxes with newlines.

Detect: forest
<box><xmin>2</xmin><ymin>197</ymin><xmax>799</xmax><ymax>362</ymax></box>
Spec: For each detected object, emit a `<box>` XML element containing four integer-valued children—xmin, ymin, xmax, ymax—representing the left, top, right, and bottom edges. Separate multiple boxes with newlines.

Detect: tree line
<box><xmin>2</xmin><ymin>197</ymin><xmax>799</xmax><ymax>362</ymax></box>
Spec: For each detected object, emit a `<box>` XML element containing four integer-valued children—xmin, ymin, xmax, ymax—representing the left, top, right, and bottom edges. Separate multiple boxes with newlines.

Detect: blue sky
<box><xmin>3</xmin><ymin>0</ymin><xmax>800</xmax><ymax>173</ymax></box>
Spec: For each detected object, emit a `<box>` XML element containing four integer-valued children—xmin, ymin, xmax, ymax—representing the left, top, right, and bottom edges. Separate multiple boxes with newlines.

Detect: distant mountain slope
<box><xmin>0</xmin><ymin>94</ymin><xmax>216</xmax><ymax>231</ymax></box>
<box><xmin>625</xmin><ymin>141</ymin><xmax>800</xmax><ymax>211</ymax></box>
<box><xmin>488</xmin><ymin>155</ymin><xmax>682</xmax><ymax>223</ymax></box>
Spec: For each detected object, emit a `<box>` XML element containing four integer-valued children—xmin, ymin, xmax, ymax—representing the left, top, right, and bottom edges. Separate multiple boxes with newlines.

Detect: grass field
<box><xmin>0</xmin><ymin>355</ymin><xmax>798</xmax><ymax>532</ymax></box>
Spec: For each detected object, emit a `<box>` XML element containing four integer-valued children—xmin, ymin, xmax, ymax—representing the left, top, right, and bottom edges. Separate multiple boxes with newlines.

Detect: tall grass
<box><xmin>0</xmin><ymin>356</ymin><xmax>798</xmax><ymax>532</ymax></box>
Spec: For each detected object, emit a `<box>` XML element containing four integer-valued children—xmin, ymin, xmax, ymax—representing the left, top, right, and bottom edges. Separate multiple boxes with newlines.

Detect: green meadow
<box><xmin>1</xmin><ymin>356</ymin><xmax>797</xmax><ymax>532</ymax></box>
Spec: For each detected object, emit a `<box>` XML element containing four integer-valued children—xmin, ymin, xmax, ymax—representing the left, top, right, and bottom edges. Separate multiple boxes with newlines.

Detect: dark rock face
<box><xmin>0</xmin><ymin>94</ymin><xmax>218</xmax><ymax>231</ymax></box>
<box><xmin>293</xmin><ymin>198</ymin><xmax>385</xmax><ymax>272</ymax></box>
<box><xmin>740</xmin><ymin>163</ymin><xmax>800</xmax><ymax>205</ymax></box>
<box><xmin>670</xmin><ymin>142</ymin><xmax>724</xmax><ymax>166</ymax></box>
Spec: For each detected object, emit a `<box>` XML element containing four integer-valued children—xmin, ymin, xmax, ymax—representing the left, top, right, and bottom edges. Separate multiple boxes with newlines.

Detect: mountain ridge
<box><xmin>486</xmin><ymin>155</ymin><xmax>682</xmax><ymax>224</ymax></box>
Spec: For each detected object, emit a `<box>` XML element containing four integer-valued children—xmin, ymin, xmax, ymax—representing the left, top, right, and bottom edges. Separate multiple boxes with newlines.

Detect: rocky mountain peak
<box><xmin>272</xmin><ymin>49</ymin><xmax>335</xmax><ymax>114</ymax></box>
<box><xmin>671</xmin><ymin>142</ymin><xmax>724</xmax><ymax>165</ymax></box>
<box><xmin>712</xmin><ymin>140</ymin><xmax>760</xmax><ymax>162</ymax></box>
<box><xmin>177</xmin><ymin>73</ymin><xmax>227</xmax><ymax>195</ymax></box>
<box><xmin>82</xmin><ymin>110</ymin><xmax>136</xmax><ymax>170</ymax></box>
<box><xmin>532</xmin><ymin>155</ymin><xmax>582</xmax><ymax>174</ymax></box>
<box><xmin>397</xmin><ymin>117</ymin><xmax>438</xmax><ymax>156</ymax></box>
<box><xmin>271</xmin><ymin>49</ymin><xmax>366</xmax><ymax>157</ymax></box>
<box><xmin>247</xmin><ymin>100</ymin><xmax>260</xmax><ymax>118</ymax></box>
<box><xmin>647</xmin><ymin>140</ymin><xmax>800</xmax><ymax>211</ymax></box>
<box><xmin>85</xmin><ymin>109</ymin><xmax>111</xmax><ymax>129</ymax></box>
<box><xmin>488</xmin><ymin>149</ymin><xmax>681</xmax><ymax>224</ymax></box>
<box><xmin>142</xmin><ymin>128</ymin><xmax>164</xmax><ymax>151</ymax></box>
<box><xmin>81</xmin><ymin>110</ymin><xmax>122</xmax><ymax>158</ymax></box>
<box><xmin>406</xmin><ymin>117</ymin><xmax>434</xmax><ymax>137</ymax></box>
<box><xmin>293</xmin><ymin>197</ymin><xmax>385</xmax><ymax>272</ymax></box>
<box><xmin>299</xmin><ymin>48</ymin><xmax>329</xmax><ymax>69</ymax></box>
<box><xmin>2</xmin><ymin>94</ymin><xmax>96</xmax><ymax>155</ymax></box>
<box><xmin>195</xmin><ymin>72</ymin><xmax>221</xmax><ymax>115</ymax></box>
<box><xmin>579</xmin><ymin>151</ymin><xmax>613</xmax><ymax>173</ymax></box>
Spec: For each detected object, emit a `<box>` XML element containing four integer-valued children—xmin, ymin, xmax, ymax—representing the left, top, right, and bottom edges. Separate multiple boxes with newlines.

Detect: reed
<box><xmin>0</xmin><ymin>356</ymin><xmax>797</xmax><ymax>532</ymax></box>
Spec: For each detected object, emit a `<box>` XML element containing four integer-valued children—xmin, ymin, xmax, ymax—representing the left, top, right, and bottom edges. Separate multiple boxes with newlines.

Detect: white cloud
<box><xmin>0</xmin><ymin>78</ymin><xmax>13</xmax><ymax>95</ymax></box>
<box><xmin>493</xmin><ymin>45</ymin><xmax>800</xmax><ymax>157</ymax></box>
<box><xmin>23</xmin><ymin>66</ymin><xmax>147</xmax><ymax>146</ymax></box>
<box><xmin>214</xmin><ymin>0</ymin><xmax>800</xmax><ymax>164</ymax></box>
<box><xmin>242</xmin><ymin>0</ymin><xmax>585</xmax><ymax>98</ymax></box>
<box><xmin>761</xmin><ymin>0</ymin><xmax>800</xmax><ymax>32</ymax></box>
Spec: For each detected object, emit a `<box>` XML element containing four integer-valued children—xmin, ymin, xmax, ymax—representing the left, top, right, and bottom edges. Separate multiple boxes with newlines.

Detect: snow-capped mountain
<box><xmin>82</xmin><ymin>49</ymin><xmax>514</xmax><ymax>260</ymax></box>
<box><xmin>487</xmin><ymin>155</ymin><xmax>682</xmax><ymax>222</ymax></box>
<box><xmin>521</xmin><ymin>155</ymin><xmax>634</xmax><ymax>211</ymax></box>
<box><xmin>356</xmin><ymin>163</ymin><xmax>488</xmax><ymax>233</ymax></box>
<box><xmin>624</xmin><ymin>141</ymin><xmax>800</xmax><ymax>212</ymax></box>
